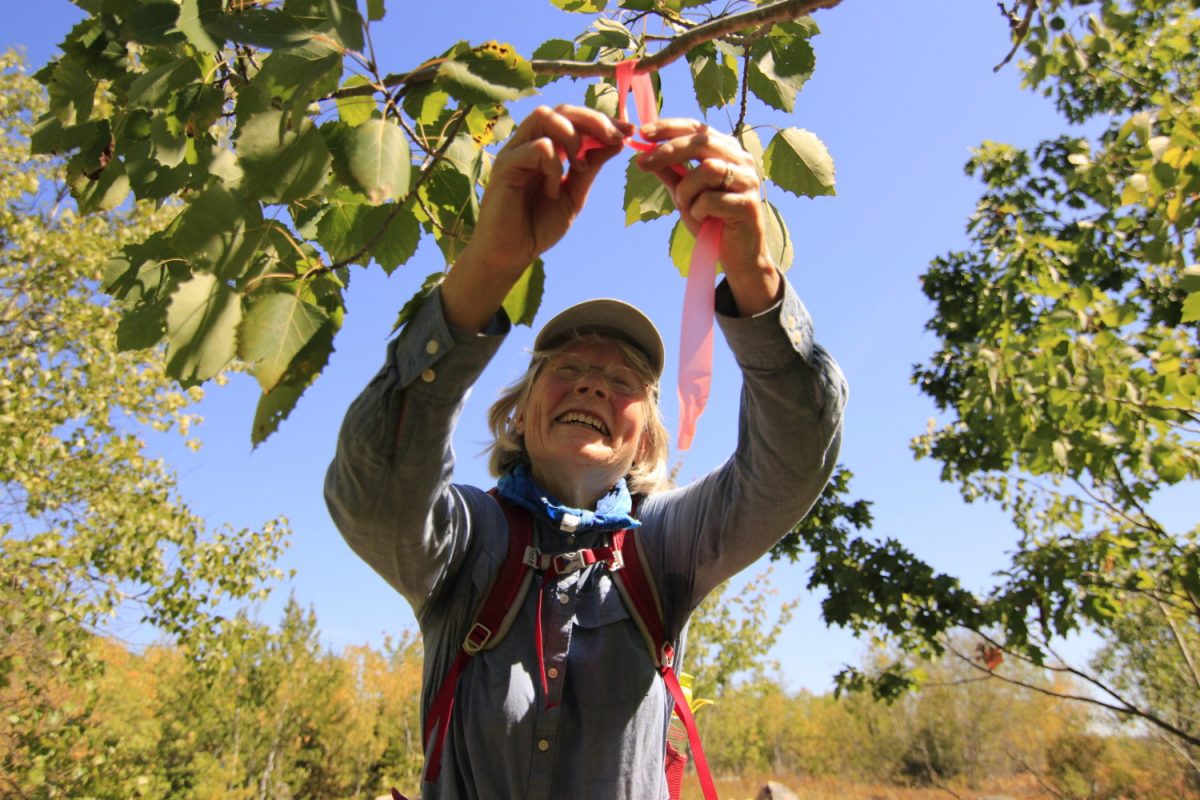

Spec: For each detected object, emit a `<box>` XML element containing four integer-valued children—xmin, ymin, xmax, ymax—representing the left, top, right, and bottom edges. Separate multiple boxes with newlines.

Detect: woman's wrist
<box><xmin>724</xmin><ymin>254</ymin><xmax>783</xmax><ymax>317</ymax></box>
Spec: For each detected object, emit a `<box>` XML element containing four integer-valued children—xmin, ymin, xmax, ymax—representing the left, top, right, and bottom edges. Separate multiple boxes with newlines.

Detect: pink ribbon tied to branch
<box><xmin>574</xmin><ymin>60</ymin><xmax>723</xmax><ymax>451</ymax></box>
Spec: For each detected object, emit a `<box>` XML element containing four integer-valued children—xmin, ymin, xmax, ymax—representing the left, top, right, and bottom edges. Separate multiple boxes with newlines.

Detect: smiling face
<box><xmin>516</xmin><ymin>339</ymin><xmax>651</xmax><ymax>504</ymax></box>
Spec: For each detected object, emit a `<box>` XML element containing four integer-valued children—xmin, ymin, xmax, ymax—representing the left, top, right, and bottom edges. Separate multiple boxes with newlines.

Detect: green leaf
<box><xmin>238</xmin><ymin>293</ymin><xmax>331</xmax><ymax>391</ymax></box>
<box><xmin>747</xmin><ymin>25</ymin><xmax>816</xmax><ymax>113</ymax></box>
<box><xmin>1181</xmin><ymin>290</ymin><xmax>1200</xmax><ymax>323</ymax></box>
<box><xmin>176</xmin><ymin>0</ymin><xmax>224</xmax><ymax>54</ymax></box>
<box><xmin>128</xmin><ymin>58</ymin><xmax>202</xmax><ymax>109</ymax></box>
<box><xmin>578</xmin><ymin>19</ymin><xmax>632</xmax><ymax>50</ymax></box>
<box><xmin>367</xmin><ymin>0</ymin><xmax>386</xmax><ymax>20</ymax></box>
<box><xmin>585</xmin><ymin>81</ymin><xmax>619</xmax><ymax>118</ymax></box>
<box><xmin>551</xmin><ymin>0</ymin><xmax>606</xmax><ymax>11</ymax></box>
<box><xmin>763</xmin><ymin>199</ymin><xmax>794</xmax><ymax>272</ymax></box>
<box><xmin>764</xmin><ymin>127</ymin><xmax>836</xmax><ymax>198</ymax></box>
<box><xmin>436</xmin><ymin>41</ymin><xmax>535</xmax><ymax>106</ymax></box>
<box><xmin>687</xmin><ymin>43</ymin><xmax>738</xmax><ymax>111</ymax></box>
<box><xmin>319</xmin><ymin>0</ymin><xmax>365</xmax><ymax>51</ymax></box>
<box><xmin>669</xmin><ymin>218</ymin><xmax>696</xmax><ymax>277</ymax></box>
<box><xmin>251</xmin><ymin>321</ymin><xmax>337</xmax><ymax>445</ymax></box>
<box><xmin>165</xmin><ymin>272</ymin><xmax>242</xmax><ymax>383</ymax></box>
<box><xmin>251</xmin><ymin>39</ymin><xmax>343</xmax><ymax>112</ymax></box>
<box><xmin>122</xmin><ymin>0</ymin><xmax>184</xmax><ymax>46</ymax></box>
<box><xmin>172</xmin><ymin>185</ymin><xmax>266</xmax><ymax>280</ymax></box>
<box><xmin>252</xmin><ymin>382</ymin><xmax>308</xmax><ymax>446</ymax></box>
<box><xmin>69</xmin><ymin>159</ymin><xmax>131</xmax><ymax>214</ymax></box>
<box><xmin>336</xmin><ymin>76</ymin><xmax>377</xmax><ymax>126</ymax></box>
<box><xmin>316</xmin><ymin>199</ymin><xmax>371</xmax><ymax>264</ymax></box>
<box><xmin>365</xmin><ymin>205</ymin><xmax>421</xmax><ymax>274</ymax></box>
<box><xmin>502</xmin><ymin>259</ymin><xmax>546</xmax><ymax>326</ymax></box>
<box><xmin>340</xmin><ymin>118</ymin><xmax>411</xmax><ymax>203</ymax></box>
<box><xmin>623</xmin><ymin>156</ymin><xmax>675</xmax><ymax>225</ymax></box>
<box><xmin>391</xmin><ymin>272</ymin><xmax>445</xmax><ymax>334</ymax></box>
<box><xmin>237</xmin><ymin>110</ymin><xmax>332</xmax><ymax>204</ymax></box>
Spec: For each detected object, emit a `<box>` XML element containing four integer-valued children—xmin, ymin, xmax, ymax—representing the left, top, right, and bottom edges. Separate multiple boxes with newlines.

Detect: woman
<box><xmin>325</xmin><ymin>104</ymin><xmax>846</xmax><ymax>799</ymax></box>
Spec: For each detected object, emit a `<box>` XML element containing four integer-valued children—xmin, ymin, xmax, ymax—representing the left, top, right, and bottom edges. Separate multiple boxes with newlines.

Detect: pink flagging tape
<box><xmin>677</xmin><ymin>217</ymin><xmax>722</xmax><ymax>450</ymax></box>
<box><xmin>573</xmin><ymin>59</ymin><xmax>722</xmax><ymax>450</ymax></box>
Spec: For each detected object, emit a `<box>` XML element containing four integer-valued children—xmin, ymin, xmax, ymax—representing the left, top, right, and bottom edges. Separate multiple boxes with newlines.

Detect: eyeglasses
<box><xmin>544</xmin><ymin>353</ymin><xmax>647</xmax><ymax>397</ymax></box>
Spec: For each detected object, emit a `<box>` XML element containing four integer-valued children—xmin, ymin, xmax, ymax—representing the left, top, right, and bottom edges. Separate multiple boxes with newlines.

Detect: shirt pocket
<box><xmin>570</xmin><ymin>572</ymin><xmax>657</xmax><ymax>707</ymax></box>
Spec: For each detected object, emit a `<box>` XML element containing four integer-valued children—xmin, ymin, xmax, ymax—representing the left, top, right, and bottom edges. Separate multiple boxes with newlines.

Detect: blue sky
<box><xmin>7</xmin><ymin>0</ymin><xmax>1099</xmax><ymax>691</ymax></box>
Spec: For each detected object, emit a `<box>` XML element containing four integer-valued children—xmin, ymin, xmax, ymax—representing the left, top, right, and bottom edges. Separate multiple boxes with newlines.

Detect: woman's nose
<box><xmin>574</xmin><ymin>370</ymin><xmax>609</xmax><ymax>397</ymax></box>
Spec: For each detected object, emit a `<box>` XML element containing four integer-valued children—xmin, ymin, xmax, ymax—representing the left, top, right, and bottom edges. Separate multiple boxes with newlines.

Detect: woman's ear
<box><xmin>514</xmin><ymin>410</ymin><xmax>525</xmax><ymax>436</ymax></box>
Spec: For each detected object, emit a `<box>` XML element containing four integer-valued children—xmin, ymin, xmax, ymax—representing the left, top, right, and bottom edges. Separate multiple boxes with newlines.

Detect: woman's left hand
<box><xmin>635</xmin><ymin>119</ymin><xmax>782</xmax><ymax>315</ymax></box>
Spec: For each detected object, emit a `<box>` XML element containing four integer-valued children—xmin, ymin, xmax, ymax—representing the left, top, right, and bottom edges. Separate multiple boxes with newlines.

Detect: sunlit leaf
<box><xmin>341</xmin><ymin>118</ymin><xmax>411</xmax><ymax>203</ymax></box>
<box><xmin>764</xmin><ymin>127</ymin><xmax>836</xmax><ymax>198</ymax></box>
<box><xmin>623</xmin><ymin>156</ymin><xmax>674</xmax><ymax>225</ymax></box>
<box><xmin>391</xmin><ymin>272</ymin><xmax>445</xmax><ymax>334</ymax></box>
<box><xmin>336</xmin><ymin>75</ymin><xmax>377</xmax><ymax>126</ymax></box>
<box><xmin>687</xmin><ymin>42</ymin><xmax>738</xmax><ymax>111</ymax></box>
<box><xmin>436</xmin><ymin>41</ymin><xmax>535</xmax><ymax>106</ymax></box>
<box><xmin>551</xmin><ymin>0</ymin><xmax>606</xmax><ymax>11</ymax></box>
<box><xmin>502</xmin><ymin>259</ymin><xmax>545</xmax><ymax>327</ymax></box>
<box><xmin>365</xmin><ymin>204</ymin><xmax>421</xmax><ymax>274</ymax></box>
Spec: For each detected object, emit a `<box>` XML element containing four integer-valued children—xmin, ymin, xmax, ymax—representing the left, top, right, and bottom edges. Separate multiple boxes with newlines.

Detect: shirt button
<box><xmin>537</xmin><ymin>739</ymin><xmax>550</xmax><ymax>752</ymax></box>
<box><xmin>420</xmin><ymin>368</ymin><xmax>436</xmax><ymax>383</ymax></box>
<box><xmin>558</xmin><ymin>594</ymin><xmax>569</xmax><ymax>606</ymax></box>
<box><xmin>787</xmin><ymin>313</ymin><xmax>798</xmax><ymax>328</ymax></box>
<box><xmin>425</xmin><ymin>339</ymin><xmax>440</xmax><ymax>355</ymax></box>
<box><xmin>547</xmin><ymin>667</ymin><xmax>559</xmax><ymax>679</ymax></box>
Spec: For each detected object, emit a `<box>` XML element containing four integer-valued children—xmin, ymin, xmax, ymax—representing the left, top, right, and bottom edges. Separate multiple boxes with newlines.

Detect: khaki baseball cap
<box><xmin>533</xmin><ymin>298</ymin><xmax>665</xmax><ymax>380</ymax></box>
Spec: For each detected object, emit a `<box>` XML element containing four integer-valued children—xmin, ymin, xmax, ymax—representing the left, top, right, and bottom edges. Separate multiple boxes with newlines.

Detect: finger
<box><xmin>674</xmin><ymin>159</ymin><xmax>756</xmax><ymax>220</ymax></box>
<box><xmin>635</xmin><ymin>132</ymin><xmax>748</xmax><ymax>174</ymax></box>
<box><xmin>556</xmin><ymin>104</ymin><xmax>634</xmax><ymax>146</ymax></box>
<box><xmin>493</xmin><ymin>137</ymin><xmax>563</xmax><ymax>200</ymax></box>
<box><xmin>638</xmin><ymin>118</ymin><xmax>710</xmax><ymax>141</ymax></box>
<box><xmin>562</xmin><ymin>142</ymin><xmax>624</xmax><ymax>207</ymax></box>
<box><xmin>690</xmin><ymin>189</ymin><xmax>763</xmax><ymax>228</ymax></box>
<box><xmin>507</xmin><ymin>106</ymin><xmax>584</xmax><ymax>170</ymax></box>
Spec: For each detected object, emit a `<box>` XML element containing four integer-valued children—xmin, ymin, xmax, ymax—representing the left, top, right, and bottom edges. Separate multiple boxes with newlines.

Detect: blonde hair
<box><xmin>486</xmin><ymin>331</ymin><xmax>671</xmax><ymax>496</ymax></box>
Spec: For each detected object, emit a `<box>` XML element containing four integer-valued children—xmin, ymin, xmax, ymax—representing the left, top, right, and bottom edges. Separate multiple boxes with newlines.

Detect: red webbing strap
<box><xmin>662</xmin><ymin>664</ymin><xmax>719</xmax><ymax>800</ymax></box>
<box><xmin>609</xmin><ymin>530</ymin><xmax>667</xmax><ymax>661</ymax></box>
<box><xmin>422</xmin><ymin>491</ymin><xmax>534</xmax><ymax>783</ymax></box>
<box><xmin>612</xmin><ymin>529</ymin><xmax>720</xmax><ymax>800</ymax></box>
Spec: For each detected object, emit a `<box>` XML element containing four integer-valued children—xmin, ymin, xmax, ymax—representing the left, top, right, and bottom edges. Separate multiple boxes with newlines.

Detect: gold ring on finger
<box><xmin>721</xmin><ymin>163</ymin><xmax>735</xmax><ymax>191</ymax></box>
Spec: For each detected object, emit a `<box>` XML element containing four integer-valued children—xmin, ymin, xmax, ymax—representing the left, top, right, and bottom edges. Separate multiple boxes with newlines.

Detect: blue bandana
<box><xmin>496</xmin><ymin>463</ymin><xmax>641</xmax><ymax>534</ymax></box>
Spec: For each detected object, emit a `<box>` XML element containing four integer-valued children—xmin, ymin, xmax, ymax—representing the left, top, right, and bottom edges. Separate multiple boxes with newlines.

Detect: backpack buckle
<box><xmin>553</xmin><ymin>550</ymin><xmax>586</xmax><ymax>574</ymax></box>
<box><xmin>463</xmin><ymin>622</ymin><xmax>493</xmax><ymax>654</ymax></box>
<box><xmin>608</xmin><ymin>549</ymin><xmax>624</xmax><ymax>572</ymax></box>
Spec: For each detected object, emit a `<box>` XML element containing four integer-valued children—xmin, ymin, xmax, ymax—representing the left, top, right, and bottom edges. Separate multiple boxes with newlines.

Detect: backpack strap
<box><xmin>610</xmin><ymin>531</ymin><xmax>720</xmax><ymax>800</ymax></box>
<box><xmin>422</xmin><ymin>490</ymin><xmax>535</xmax><ymax>783</ymax></box>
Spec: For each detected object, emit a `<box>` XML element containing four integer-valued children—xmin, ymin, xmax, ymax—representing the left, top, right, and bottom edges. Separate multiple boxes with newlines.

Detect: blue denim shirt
<box><xmin>324</xmin><ymin>278</ymin><xmax>846</xmax><ymax>800</ymax></box>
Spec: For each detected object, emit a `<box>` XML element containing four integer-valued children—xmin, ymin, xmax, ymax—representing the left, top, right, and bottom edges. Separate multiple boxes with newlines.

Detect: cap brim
<box><xmin>533</xmin><ymin>298</ymin><xmax>665</xmax><ymax>380</ymax></box>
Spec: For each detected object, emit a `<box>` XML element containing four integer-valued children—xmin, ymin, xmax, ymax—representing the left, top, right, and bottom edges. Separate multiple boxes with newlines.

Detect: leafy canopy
<box><xmin>34</xmin><ymin>0</ymin><xmax>840</xmax><ymax>444</ymax></box>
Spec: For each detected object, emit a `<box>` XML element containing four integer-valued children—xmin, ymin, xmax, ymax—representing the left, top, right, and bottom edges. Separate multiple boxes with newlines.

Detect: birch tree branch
<box><xmin>330</xmin><ymin>0</ymin><xmax>843</xmax><ymax>99</ymax></box>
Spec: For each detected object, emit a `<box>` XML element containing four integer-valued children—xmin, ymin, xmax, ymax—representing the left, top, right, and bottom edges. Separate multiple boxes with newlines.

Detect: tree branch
<box><xmin>329</xmin><ymin>0</ymin><xmax>843</xmax><ymax>99</ymax></box>
<box><xmin>949</xmin><ymin>634</ymin><xmax>1200</xmax><ymax>749</ymax></box>
<box><xmin>993</xmin><ymin>0</ymin><xmax>1037</xmax><ymax>73</ymax></box>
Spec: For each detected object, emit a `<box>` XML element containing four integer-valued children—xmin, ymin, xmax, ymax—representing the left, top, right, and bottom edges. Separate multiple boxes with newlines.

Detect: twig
<box><xmin>735</xmin><ymin>41</ymin><xmax>751</xmax><ymax>138</ymax></box>
<box><xmin>993</xmin><ymin>0</ymin><xmax>1037</xmax><ymax>73</ymax></box>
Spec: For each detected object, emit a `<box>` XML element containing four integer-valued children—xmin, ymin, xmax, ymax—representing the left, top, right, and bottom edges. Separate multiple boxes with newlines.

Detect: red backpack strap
<box><xmin>609</xmin><ymin>530</ymin><xmax>720</xmax><ymax>800</ymax></box>
<box><xmin>422</xmin><ymin>490</ymin><xmax>535</xmax><ymax>783</ymax></box>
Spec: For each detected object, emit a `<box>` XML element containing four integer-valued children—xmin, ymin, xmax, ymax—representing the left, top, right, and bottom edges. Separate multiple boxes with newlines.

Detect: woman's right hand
<box><xmin>441</xmin><ymin>105</ymin><xmax>631</xmax><ymax>332</ymax></box>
